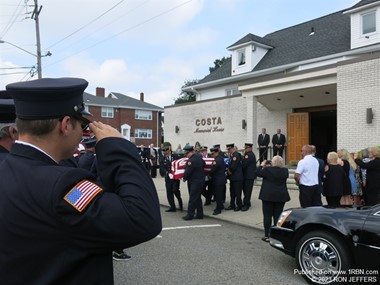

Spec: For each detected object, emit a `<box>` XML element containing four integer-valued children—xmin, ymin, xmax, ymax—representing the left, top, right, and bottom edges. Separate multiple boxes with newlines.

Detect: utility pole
<box><xmin>32</xmin><ymin>0</ymin><xmax>42</xmax><ymax>79</ymax></box>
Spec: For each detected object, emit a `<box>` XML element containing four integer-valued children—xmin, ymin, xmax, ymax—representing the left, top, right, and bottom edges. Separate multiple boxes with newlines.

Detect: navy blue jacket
<box><xmin>242</xmin><ymin>150</ymin><xmax>257</xmax><ymax>180</ymax></box>
<box><xmin>0</xmin><ymin>138</ymin><xmax>162</xmax><ymax>285</ymax></box>
<box><xmin>208</xmin><ymin>155</ymin><xmax>227</xmax><ymax>185</ymax></box>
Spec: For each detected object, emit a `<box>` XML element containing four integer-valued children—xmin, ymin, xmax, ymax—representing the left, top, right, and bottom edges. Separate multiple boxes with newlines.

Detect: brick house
<box><xmin>83</xmin><ymin>87</ymin><xmax>163</xmax><ymax>147</ymax></box>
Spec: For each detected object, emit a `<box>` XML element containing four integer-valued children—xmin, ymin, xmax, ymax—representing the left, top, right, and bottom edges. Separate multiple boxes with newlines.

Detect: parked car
<box><xmin>269</xmin><ymin>204</ymin><xmax>380</xmax><ymax>284</ymax></box>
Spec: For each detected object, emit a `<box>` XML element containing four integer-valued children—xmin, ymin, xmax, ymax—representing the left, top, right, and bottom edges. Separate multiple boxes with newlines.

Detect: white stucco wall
<box><xmin>165</xmin><ymin>95</ymin><xmax>247</xmax><ymax>150</ymax></box>
<box><xmin>337</xmin><ymin>56</ymin><xmax>380</xmax><ymax>152</ymax></box>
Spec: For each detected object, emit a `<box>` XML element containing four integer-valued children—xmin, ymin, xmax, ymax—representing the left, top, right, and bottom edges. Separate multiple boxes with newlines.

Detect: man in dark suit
<box><xmin>272</xmin><ymin>128</ymin><xmax>286</xmax><ymax>157</ymax></box>
<box><xmin>258</xmin><ymin>128</ymin><xmax>270</xmax><ymax>163</ymax></box>
<box><xmin>225</xmin><ymin>143</ymin><xmax>244</xmax><ymax>211</ymax></box>
<box><xmin>208</xmin><ymin>147</ymin><xmax>227</xmax><ymax>215</ymax></box>
<box><xmin>182</xmin><ymin>145</ymin><xmax>205</xmax><ymax>220</ymax></box>
<box><xmin>241</xmin><ymin>143</ymin><xmax>257</xmax><ymax>211</ymax></box>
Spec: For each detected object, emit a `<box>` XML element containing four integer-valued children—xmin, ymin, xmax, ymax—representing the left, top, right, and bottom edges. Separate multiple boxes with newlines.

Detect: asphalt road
<box><xmin>113</xmin><ymin>207</ymin><xmax>307</xmax><ymax>285</ymax></box>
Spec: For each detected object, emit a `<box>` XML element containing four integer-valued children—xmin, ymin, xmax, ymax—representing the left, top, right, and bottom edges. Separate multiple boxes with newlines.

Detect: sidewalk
<box><xmin>153</xmin><ymin>176</ymin><xmax>301</xmax><ymax>231</ymax></box>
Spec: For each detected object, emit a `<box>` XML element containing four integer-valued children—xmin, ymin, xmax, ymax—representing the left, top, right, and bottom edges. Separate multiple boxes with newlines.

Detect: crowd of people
<box><xmin>0</xmin><ymin>78</ymin><xmax>162</xmax><ymax>284</ymax></box>
<box><xmin>295</xmin><ymin>144</ymin><xmax>380</xmax><ymax>208</ymax></box>
<box><xmin>2</xmin><ymin>77</ymin><xmax>379</xmax><ymax>284</ymax></box>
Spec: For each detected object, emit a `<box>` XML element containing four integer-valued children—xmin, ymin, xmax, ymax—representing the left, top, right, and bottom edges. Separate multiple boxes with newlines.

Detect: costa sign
<box><xmin>195</xmin><ymin>117</ymin><xmax>222</xmax><ymax>126</ymax></box>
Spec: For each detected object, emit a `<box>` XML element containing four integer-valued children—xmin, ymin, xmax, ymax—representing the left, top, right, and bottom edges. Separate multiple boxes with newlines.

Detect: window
<box><xmin>135</xmin><ymin>128</ymin><xmax>152</xmax><ymax>139</ymax></box>
<box><xmin>362</xmin><ymin>11</ymin><xmax>376</xmax><ymax>35</ymax></box>
<box><xmin>238</xmin><ymin>49</ymin><xmax>246</xmax><ymax>66</ymax></box>
<box><xmin>226</xmin><ymin>88</ymin><xmax>241</xmax><ymax>96</ymax></box>
<box><xmin>101</xmin><ymin>107</ymin><xmax>114</xmax><ymax>118</ymax></box>
<box><xmin>135</xmin><ymin>110</ymin><xmax>152</xmax><ymax>120</ymax></box>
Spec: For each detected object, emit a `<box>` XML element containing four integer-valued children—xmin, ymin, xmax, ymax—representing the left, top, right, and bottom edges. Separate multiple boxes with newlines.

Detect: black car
<box><xmin>269</xmin><ymin>204</ymin><xmax>380</xmax><ymax>285</ymax></box>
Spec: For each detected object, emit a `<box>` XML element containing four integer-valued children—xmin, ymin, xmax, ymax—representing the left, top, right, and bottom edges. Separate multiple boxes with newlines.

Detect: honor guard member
<box><xmin>241</xmin><ymin>143</ymin><xmax>257</xmax><ymax>211</ymax></box>
<box><xmin>0</xmin><ymin>90</ymin><xmax>17</xmax><ymax>161</ymax></box>
<box><xmin>0</xmin><ymin>90</ymin><xmax>17</xmax><ymax>160</ymax></box>
<box><xmin>1</xmin><ymin>78</ymin><xmax>162</xmax><ymax>285</ymax></box>
<box><xmin>77</xmin><ymin>135</ymin><xmax>98</xmax><ymax>176</ymax></box>
<box><xmin>200</xmin><ymin>146</ymin><xmax>213</xmax><ymax>205</ymax></box>
<box><xmin>160</xmin><ymin>144</ymin><xmax>183</xmax><ymax>212</ymax></box>
<box><xmin>182</xmin><ymin>145</ymin><xmax>205</xmax><ymax>220</ymax></box>
<box><xmin>225</xmin><ymin>143</ymin><xmax>244</xmax><ymax>211</ymax></box>
<box><xmin>208</xmin><ymin>147</ymin><xmax>227</xmax><ymax>215</ymax></box>
<box><xmin>213</xmin><ymin>143</ymin><xmax>228</xmax><ymax>202</ymax></box>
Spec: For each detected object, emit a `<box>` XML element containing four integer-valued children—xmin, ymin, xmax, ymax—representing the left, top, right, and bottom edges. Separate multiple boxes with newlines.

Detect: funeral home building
<box><xmin>164</xmin><ymin>0</ymin><xmax>380</xmax><ymax>163</ymax></box>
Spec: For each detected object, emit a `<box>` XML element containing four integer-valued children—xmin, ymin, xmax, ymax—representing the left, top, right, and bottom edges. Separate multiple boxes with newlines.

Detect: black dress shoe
<box><xmin>241</xmin><ymin>206</ymin><xmax>249</xmax><ymax>212</ymax></box>
<box><xmin>182</xmin><ymin>215</ymin><xmax>193</xmax><ymax>221</ymax></box>
<box><xmin>212</xmin><ymin>210</ymin><xmax>221</xmax><ymax>215</ymax></box>
<box><xmin>224</xmin><ymin>206</ymin><xmax>235</xmax><ymax>210</ymax></box>
<box><xmin>165</xmin><ymin>208</ymin><xmax>176</xmax><ymax>212</ymax></box>
<box><xmin>194</xmin><ymin>215</ymin><xmax>203</xmax><ymax>219</ymax></box>
<box><xmin>234</xmin><ymin>207</ymin><xmax>241</xmax><ymax>212</ymax></box>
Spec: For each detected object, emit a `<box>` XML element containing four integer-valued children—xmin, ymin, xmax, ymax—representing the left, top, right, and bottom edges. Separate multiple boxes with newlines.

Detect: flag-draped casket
<box><xmin>170</xmin><ymin>157</ymin><xmax>215</xmax><ymax>180</ymax></box>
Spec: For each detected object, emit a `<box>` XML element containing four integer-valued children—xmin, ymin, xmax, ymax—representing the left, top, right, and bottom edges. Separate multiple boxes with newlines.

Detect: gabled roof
<box><xmin>227</xmin><ymin>33</ymin><xmax>273</xmax><ymax>49</ymax></box>
<box><xmin>83</xmin><ymin>92</ymin><xmax>163</xmax><ymax>112</ymax></box>
<box><xmin>199</xmin><ymin>0</ymin><xmax>378</xmax><ymax>85</ymax></box>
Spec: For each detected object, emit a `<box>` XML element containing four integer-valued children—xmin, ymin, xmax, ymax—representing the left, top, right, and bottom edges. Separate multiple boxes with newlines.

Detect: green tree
<box><xmin>174</xmin><ymin>79</ymin><xmax>199</xmax><ymax>105</ymax></box>
<box><xmin>209</xmin><ymin>56</ymin><xmax>230</xmax><ymax>73</ymax></box>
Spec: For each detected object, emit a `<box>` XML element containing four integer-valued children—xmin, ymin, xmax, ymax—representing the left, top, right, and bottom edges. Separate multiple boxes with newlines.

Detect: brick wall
<box><xmin>337</xmin><ymin>56</ymin><xmax>380</xmax><ymax>152</ymax></box>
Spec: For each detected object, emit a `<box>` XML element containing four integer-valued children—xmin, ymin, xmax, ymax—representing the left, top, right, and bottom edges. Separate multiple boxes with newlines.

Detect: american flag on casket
<box><xmin>170</xmin><ymin>157</ymin><xmax>215</xmax><ymax>180</ymax></box>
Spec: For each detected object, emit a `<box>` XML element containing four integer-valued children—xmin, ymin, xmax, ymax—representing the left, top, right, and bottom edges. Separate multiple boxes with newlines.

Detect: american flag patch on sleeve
<box><xmin>64</xmin><ymin>180</ymin><xmax>103</xmax><ymax>212</ymax></box>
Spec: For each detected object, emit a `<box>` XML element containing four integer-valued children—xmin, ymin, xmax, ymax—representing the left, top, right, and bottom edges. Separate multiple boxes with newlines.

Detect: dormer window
<box><xmin>238</xmin><ymin>49</ymin><xmax>246</xmax><ymax>66</ymax></box>
<box><xmin>362</xmin><ymin>11</ymin><xmax>376</xmax><ymax>35</ymax></box>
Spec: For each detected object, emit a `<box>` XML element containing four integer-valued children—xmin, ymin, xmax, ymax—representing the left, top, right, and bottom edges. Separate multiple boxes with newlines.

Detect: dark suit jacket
<box><xmin>355</xmin><ymin>157</ymin><xmax>380</xmax><ymax>205</ymax></box>
<box><xmin>256</xmin><ymin>166</ymin><xmax>290</xmax><ymax>202</ymax></box>
<box><xmin>272</xmin><ymin>134</ymin><xmax>286</xmax><ymax>146</ymax></box>
<box><xmin>0</xmin><ymin>139</ymin><xmax>162</xmax><ymax>285</ymax></box>
<box><xmin>208</xmin><ymin>155</ymin><xmax>227</xmax><ymax>185</ymax></box>
<box><xmin>227</xmin><ymin>151</ymin><xmax>243</xmax><ymax>181</ymax></box>
<box><xmin>242</xmin><ymin>151</ymin><xmax>257</xmax><ymax>180</ymax></box>
<box><xmin>258</xmin><ymin>134</ymin><xmax>270</xmax><ymax>147</ymax></box>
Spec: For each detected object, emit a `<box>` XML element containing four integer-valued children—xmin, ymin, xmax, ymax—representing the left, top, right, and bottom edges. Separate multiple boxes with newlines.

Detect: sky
<box><xmin>0</xmin><ymin>0</ymin><xmax>359</xmax><ymax>108</ymax></box>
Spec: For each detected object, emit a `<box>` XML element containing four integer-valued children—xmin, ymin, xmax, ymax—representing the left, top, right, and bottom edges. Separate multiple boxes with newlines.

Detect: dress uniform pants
<box><xmin>212</xmin><ymin>182</ymin><xmax>226</xmax><ymax>211</ymax></box>
<box><xmin>187</xmin><ymin>180</ymin><xmax>204</xmax><ymax>217</ymax></box>
<box><xmin>165</xmin><ymin>179</ymin><xmax>182</xmax><ymax>210</ymax></box>
<box><xmin>229</xmin><ymin>180</ymin><xmax>243</xmax><ymax>209</ymax></box>
<box><xmin>243</xmin><ymin>179</ymin><xmax>255</xmax><ymax>208</ymax></box>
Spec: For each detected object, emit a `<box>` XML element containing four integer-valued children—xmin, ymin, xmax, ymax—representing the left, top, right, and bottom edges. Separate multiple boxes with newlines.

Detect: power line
<box><xmin>0</xmin><ymin>0</ymin><xmax>28</xmax><ymax>39</ymax></box>
<box><xmin>44</xmin><ymin>0</ymin><xmax>127</xmax><ymax>51</ymax></box>
<box><xmin>45</xmin><ymin>0</ymin><xmax>193</xmax><ymax>69</ymax></box>
<box><xmin>43</xmin><ymin>0</ymin><xmax>151</xmax><ymax>55</ymax></box>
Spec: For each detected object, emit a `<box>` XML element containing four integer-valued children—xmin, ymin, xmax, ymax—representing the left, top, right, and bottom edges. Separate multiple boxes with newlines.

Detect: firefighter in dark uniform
<box><xmin>0</xmin><ymin>78</ymin><xmax>162</xmax><ymax>285</ymax></box>
<box><xmin>182</xmin><ymin>145</ymin><xmax>205</xmax><ymax>220</ymax></box>
<box><xmin>213</xmin><ymin>143</ymin><xmax>228</xmax><ymax>202</ymax></box>
<box><xmin>160</xmin><ymin>144</ymin><xmax>183</xmax><ymax>212</ymax></box>
<box><xmin>0</xmin><ymin>90</ymin><xmax>17</xmax><ymax>162</ymax></box>
<box><xmin>225</xmin><ymin>143</ymin><xmax>244</xmax><ymax>211</ymax></box>
<box><xmin>241</xmin><ymin>143</ymin><xmax>257</xmax><ymax>211</ymax></box>
<box><xmin>78</xmin><ymin>135</ymin><xmax>98</xmax><ymax>176</ymax></box>
<box><xmin>208</xmin><ymin>146</ymin><xmax>227</xmax><ymax>215</ymax></box>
